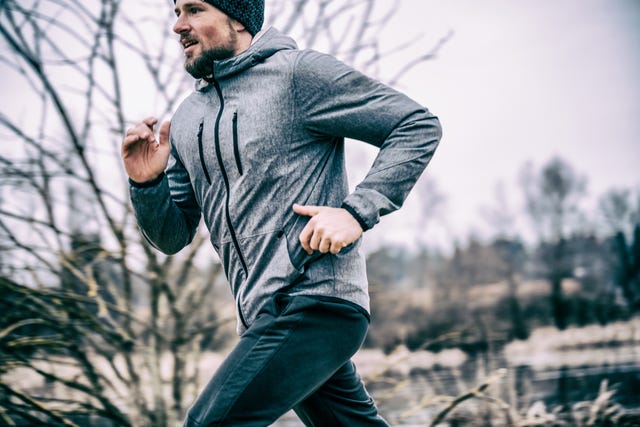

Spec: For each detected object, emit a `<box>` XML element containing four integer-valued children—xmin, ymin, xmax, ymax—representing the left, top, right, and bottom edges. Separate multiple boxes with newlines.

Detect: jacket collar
<box><xmin>195</xmin><ymin>27</ymin><xmax>297</xmax><ymax>91</ymax></box>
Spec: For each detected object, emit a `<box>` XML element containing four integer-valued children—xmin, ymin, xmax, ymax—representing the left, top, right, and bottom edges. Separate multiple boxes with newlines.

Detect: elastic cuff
<box><xmin>129</xmin><ymin>173</ymin><xmax>164</xmax><ymax>189</ymax></box>
<box><xmin>341</xmin><ymin>202</ymin><xmax>370</xmax><ymax>231</ymax></box>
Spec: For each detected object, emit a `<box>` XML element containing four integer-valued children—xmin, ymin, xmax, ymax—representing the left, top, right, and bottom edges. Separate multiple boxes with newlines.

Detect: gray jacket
<box><xmin>130</xmin><ymin>28</ymin><xmax>441</xmax><ymax>334</ymax></box>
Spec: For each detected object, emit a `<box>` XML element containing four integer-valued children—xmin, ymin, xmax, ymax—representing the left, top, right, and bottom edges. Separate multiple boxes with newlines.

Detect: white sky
<box><xmin>358</xmin><ymin>0</ymin><xmax>640</xmax><ymax>250</ymax></box>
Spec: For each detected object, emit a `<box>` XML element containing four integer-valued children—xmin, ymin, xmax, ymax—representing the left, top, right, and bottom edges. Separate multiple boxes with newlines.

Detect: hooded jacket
<box><xmin>130</xmin><ymin>28</ymin><xmax>442</xmax><ymax>334</ymax></box>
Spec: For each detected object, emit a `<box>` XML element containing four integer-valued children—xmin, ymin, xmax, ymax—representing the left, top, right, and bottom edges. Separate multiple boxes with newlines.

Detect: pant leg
<box><xmin>293</xmin><ymin>361</ymin><xmax>390</xmax><ymax>427</ymax></box>
<box><xmin>183</xmin><ymin>294</ymin><xmax>370</xmax><ymax>427</ymax></box>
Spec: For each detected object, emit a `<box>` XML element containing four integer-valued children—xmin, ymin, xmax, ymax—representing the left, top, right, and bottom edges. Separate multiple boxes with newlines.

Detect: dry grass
<box><xmin>4</xmin><ymin>319</ymin><xmax>639</xmax><ymax>426</ymax></box>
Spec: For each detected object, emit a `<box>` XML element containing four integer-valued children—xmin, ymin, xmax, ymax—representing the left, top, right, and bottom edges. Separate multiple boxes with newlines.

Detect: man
<box><xmin>122</xmin><ymin>0</ymin><xmax>441</xmax><ymax>425</ymax></box>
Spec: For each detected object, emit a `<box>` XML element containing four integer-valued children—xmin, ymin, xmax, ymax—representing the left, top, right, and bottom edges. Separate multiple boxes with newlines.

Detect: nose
<box><xmin>173</xmin><ymin>14</ymin><xmax>189</xmax><ymax>34</ymax></box>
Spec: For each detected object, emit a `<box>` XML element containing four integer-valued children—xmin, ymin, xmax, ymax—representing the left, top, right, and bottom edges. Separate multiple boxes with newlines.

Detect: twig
<box><xmin>428</xmin><ymin>369</ymin><xmax>508</xmax><ymax>426</ymax></box>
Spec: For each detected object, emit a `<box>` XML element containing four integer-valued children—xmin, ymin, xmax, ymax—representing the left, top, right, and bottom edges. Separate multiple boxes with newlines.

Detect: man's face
<box><xmin>173</xmin><ymin>1</ymin><xmax>238</xmax><ymax>79</ymax></box>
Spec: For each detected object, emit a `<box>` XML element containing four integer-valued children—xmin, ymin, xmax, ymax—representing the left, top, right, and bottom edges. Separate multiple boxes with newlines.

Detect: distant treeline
<box><xmin>365</xmin><ymin>226</ymin><xmax>640</xmax><ymax>354</ymax></box>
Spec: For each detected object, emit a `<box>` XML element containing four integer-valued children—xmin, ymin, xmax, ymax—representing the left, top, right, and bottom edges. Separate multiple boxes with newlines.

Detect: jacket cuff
<box><xmin>341</xmin><ymin>202</ymin><xmax>370</xmax><ymax>231</ymax></box>
<box><xmin>129</xmin><ymin>173</ymin><xmax>165</xmax><ymax>189</ymax></box>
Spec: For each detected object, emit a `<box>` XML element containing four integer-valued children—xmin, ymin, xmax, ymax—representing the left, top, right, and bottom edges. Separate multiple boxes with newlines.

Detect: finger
<box><xmin>139</xmin><ymin>126</ymin><xmax>155</xmax><ymax>143</ymax></box>
<box><xmin>293</xmin><ymin>203</ymin><xmax>321</xmax><ymax>217</ymax></box>
<box><xmin>122</xmin><ymin>133</ymin><xmax>143</xmax><ymax>151</ymax></box>
<box><xmin>309</xmin><ymin>228</ymin><xmax>322</xmax><ymax>252</ymax></box>
<box><xmin>125</xmin><ymin>125</ymin><xmax>144</xmax><ymax>137</ymax></box>
<box><xmin>142</xmin><ymin>116</ymin><xmax>158</xmax><ymax>127</ymax></box>
<box><xmin>298</xmin><ymin>223</ymin><xmax>314</xmax><ymax>254</ymax></box>
<box><xmin>123</xmin><ymin>133</ymin><xmax>141</xmax><ymax>144</ymax></box>
<box><xmin>329</xmin><ymin>240</ymin><xmax>347</xmax><ymax>255</ymax></box>
<box><xmin>318</xmin><ymin>236</ymin><xmax>331</xmax><ymax>254</ymax></box>
<box><xmin>125</xmin><ymin>122</ymin><xmax>154</xmax><ymax>142</ymax></box>
<box><xmin>138</xmin><ymin>118</ymin><xmax>158</xmax><ymax>143</ymax></box>
<box><xmin>159</xmin><ymin>121</ymin><xmax>171</xmax><ymax>146</ymax></box>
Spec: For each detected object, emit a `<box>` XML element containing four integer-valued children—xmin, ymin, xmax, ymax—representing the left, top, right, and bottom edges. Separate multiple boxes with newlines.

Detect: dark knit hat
<box><xmin>175</xmin><ymin>0</ymin><xmax>264</xmax><ymax>36</ymax></box>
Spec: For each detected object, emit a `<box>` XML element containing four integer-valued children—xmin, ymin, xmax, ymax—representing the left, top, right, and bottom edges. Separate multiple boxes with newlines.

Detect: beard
<box><xmin>184</xmin><ymin>47</ymin><xmax>236</xmax><ymax>79</ymax></box>
<box><xmin>184</xmin><ymin>19</ymin><xmax>238</xmax><ymax>80</ymax></box>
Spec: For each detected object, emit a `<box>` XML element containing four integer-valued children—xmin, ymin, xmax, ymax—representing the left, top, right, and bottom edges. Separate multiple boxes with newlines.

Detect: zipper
<box><xmin>232</xmin><ymin>111</ymin><xmax>243</xmax><ymax>176</ymax></box>
<box><xmin>237</xmin><ymin>297</ymin><xmax>248</xmax><ymax>330</ymax></box>
<box><xmin>197</xmin><ymin>121</ymin><xmax>211</xmax><ymax>185</ymax></box>
<box><xmin>211</xmin><ymin>78</ymin><xmax>249</xmax><ymax>280</ymax></box>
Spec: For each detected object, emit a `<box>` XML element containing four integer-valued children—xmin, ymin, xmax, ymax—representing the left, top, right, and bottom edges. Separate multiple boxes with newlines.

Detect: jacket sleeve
<box><xmin>293</xmin><ymin>50</ymin><xmax>442</xmax><ymax>230</ymax></box>
<box><xmin>129</xmin><ymin>143</ymin><xmax>201</xmax><ymax>255</ymax></box>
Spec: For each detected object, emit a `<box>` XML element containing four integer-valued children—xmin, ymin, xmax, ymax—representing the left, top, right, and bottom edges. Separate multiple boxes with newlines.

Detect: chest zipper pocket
<box><xmin>232</xmin><ymin>111</ymin><xmax>243</xmax><ymax>176</ymax></box>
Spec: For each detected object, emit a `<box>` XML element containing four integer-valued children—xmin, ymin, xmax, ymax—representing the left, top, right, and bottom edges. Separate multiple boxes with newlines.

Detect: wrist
<box><xmin>340</xmin><ymin>202</ymin><xmax>369</xmax><ymax>231</ymax></box>
<box><xmin>129</xmin><ymin>173</ymin><xmax>164</xmax><ymax>188</ymax></box>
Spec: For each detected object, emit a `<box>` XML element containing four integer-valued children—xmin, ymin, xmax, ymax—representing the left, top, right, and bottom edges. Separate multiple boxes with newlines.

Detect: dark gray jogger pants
<box><xmin>184</xmin><ymin>294</ymin><xmax>389</xmax><ymax>426</ymax></box>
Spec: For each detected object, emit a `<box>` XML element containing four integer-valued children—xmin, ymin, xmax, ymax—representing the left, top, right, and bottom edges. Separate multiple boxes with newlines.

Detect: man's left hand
<box><xmin>293</xmin><ymin>204</ymin><xmax>363</xmax><ymax>255</ymax></box>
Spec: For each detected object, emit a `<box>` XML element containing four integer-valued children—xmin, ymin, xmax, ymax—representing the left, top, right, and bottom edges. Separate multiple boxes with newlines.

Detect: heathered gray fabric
<box><xmin>130</xmin><ymin>28</ymin><xmax>441</xmax><ymax>334</ymax></box>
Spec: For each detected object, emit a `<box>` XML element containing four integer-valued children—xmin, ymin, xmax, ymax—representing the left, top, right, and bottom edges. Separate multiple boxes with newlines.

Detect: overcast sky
<box><xmin>358</xmin><ymin>0</ymin><xmax>640</xmax><ymax>251</ymax></box>
<box><xmin>1</xmin><ymin>0</ymin><xmax>638</xmax><ymax>253</ymax></box>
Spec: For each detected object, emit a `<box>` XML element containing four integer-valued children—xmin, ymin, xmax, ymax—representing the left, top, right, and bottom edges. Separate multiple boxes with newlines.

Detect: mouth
<box><xmin>181</xmin><ymin>38</ymin><xmax>198</xmax><ymax>55</ymax></box>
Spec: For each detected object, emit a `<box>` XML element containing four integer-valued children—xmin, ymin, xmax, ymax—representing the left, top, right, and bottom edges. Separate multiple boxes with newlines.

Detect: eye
<box><xmin>190</xmin><ymin>7</ymin><xmax>200</xmax><ymax>14</ymax></box>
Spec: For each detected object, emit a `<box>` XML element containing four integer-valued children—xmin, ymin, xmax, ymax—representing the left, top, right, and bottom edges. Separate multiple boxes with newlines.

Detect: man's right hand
<box><xmin>122</xmin><ymin>117</ymin><xmax>171</xmax><ymax>183</ymax></box>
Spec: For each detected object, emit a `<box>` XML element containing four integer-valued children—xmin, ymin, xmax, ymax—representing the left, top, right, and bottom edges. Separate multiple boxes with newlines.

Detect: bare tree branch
<box><xmin>0</xmin><ymin>1</ymin><xmax>446</xmax><ymax>424</ymax></box>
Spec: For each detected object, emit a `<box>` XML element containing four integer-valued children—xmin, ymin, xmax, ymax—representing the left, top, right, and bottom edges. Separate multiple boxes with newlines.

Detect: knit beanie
<box><xmin>175</xmin><ymin>0</ymin><xmax>264</xmax><ymax>36</ymax></box>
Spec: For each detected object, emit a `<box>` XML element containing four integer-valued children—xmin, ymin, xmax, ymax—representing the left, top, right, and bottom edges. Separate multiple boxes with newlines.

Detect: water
<box><xmin>273</xmin><ymin>345</ymin><xmax>640</xmax><ymax>426</ymax></box>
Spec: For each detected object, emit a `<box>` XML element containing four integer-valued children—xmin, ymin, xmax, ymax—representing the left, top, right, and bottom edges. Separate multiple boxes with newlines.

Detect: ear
<box><xmin>229</xmin><ymin>18</ymin><xmax>247</xmax><ymax>33</ymax></box>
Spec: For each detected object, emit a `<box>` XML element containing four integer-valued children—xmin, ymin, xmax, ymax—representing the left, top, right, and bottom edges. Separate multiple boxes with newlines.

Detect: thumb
<box><xmin>293</xmin><ymin>203</ymin><xmax>320</xmax><ymax>217</ymax></box>
<box><xmin>159</xmin><ymin>121</ymin><xmax>171</xmax><ymax>145</ymax></box>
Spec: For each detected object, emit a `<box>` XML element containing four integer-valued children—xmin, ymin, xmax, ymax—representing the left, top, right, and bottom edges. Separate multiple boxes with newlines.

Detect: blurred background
<box><xmin>1</xmin><ymin>0</ymin><xmax>639</xmax><ymax>426</ymax></box>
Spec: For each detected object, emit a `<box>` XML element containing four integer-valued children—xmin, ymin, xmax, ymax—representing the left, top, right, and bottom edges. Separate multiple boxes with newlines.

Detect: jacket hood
<box><xmin>196</xmin><ymin>27</ymin><xmax>297</xmax><ymax>90</ymax></box>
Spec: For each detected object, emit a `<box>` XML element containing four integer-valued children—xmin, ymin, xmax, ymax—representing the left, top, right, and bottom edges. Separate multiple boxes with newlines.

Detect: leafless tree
<box><xmin>0</xmin><ymin>0</ymin><xmax>447</xmax><ymax>425</ymax></box>
<box><xmin>520</xmin><ymin>157</ymin><xmax>587</xmax><ymax>330</ymax></box>
<box><xmin>598</xmin><ymin>188</ymin><xmax>640</xmax><ymax>311</ymax></box>
<box><xmin>599</xmin><ymin>188</ymin><xmax>640</xmax><ymax>242</ymax></box>
<box><xmin>480</xmin><ymin>183</ymin><xmax>528</xmax><ymax>339</ymax></box>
